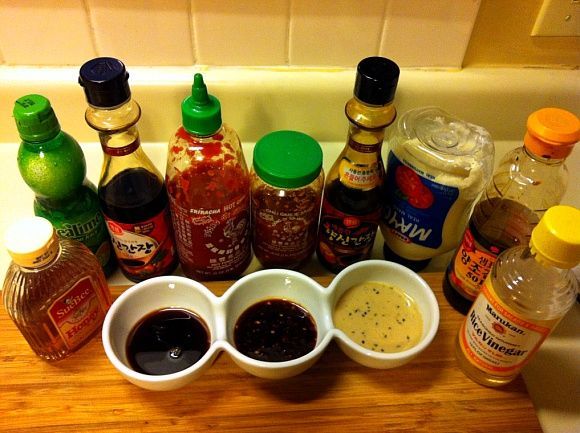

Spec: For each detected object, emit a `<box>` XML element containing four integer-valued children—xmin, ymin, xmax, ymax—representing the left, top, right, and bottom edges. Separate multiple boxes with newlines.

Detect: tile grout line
<box><xmin>81</xmin><ymin>0</ymin><xmax>99</xmax><ymax>58</ymax></box>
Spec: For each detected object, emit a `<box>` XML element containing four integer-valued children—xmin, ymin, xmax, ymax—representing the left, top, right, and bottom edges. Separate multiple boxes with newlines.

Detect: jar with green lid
<box><xmin>251</xmin><ymin>130</ymin><xmax>324</xmax><ymax>269</ymax></box>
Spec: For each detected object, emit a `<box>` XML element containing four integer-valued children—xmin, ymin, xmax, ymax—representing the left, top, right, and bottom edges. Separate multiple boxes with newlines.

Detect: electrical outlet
<box><xmin>532</xmin><ymin>0</ymin><xmax>580</xmax><ymax>36</ymax></box>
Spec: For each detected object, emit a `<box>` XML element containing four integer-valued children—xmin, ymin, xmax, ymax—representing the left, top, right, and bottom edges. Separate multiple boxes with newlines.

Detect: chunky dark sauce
<box><xmin>234</xmin><ymin>299</ymin><xmax>317</xmax><ymax>362</ymax></box>
<box><xmin>126</xmin><ymin>308</ymin><xmax>210</xmax><ymax>375</ymax></box>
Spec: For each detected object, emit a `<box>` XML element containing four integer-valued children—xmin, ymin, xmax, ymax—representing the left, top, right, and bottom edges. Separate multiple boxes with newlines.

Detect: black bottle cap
<box><xmin>354</xmin><ymin>57</ymin><xmax>400</xmax><ymax>106</ymax></box>
<box><xmin>78</xmin><ymin>57</ymin><xmax>131</xmax><ymax>108</ymax></box>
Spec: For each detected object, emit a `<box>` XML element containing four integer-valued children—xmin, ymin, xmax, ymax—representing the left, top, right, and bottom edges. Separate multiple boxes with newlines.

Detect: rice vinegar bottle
<box><xmin>455</xmin><ymin>205</ymin><xmax>580</xmax><ymax>387</ymax></box>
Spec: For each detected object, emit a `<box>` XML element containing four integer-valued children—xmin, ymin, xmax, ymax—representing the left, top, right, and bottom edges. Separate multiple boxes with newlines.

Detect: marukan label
<box><xmin>450</xmin><ymin>227</ymin><xmax>498</xmax><ymax>299</ymax></box>
<box><xmin>459</xmin><ymin>281</ymin><xmax>557</xmax><ymax>376</ymax></box>
<box><xmin>48</xmin><ymin>277</ymin><xmax>106</xmax><ymax>350</ymax></box>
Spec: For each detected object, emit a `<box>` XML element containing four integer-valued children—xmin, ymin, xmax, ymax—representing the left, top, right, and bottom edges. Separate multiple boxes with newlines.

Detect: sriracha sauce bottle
<box><xmin>166</xmin><ymin>73</ymin><xmax>251</xmax><ymax>280</ymax></box>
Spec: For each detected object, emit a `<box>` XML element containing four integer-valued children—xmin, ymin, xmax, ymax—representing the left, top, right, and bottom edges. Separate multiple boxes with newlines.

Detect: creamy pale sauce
<box><xmin>333</xmin><ymin>281</ymin><xmax>423</xmax><ymax>353</ymax></box>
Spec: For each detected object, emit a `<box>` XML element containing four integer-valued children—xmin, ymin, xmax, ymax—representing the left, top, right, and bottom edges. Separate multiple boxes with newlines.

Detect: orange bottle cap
<box><xmin>524</xmin><ymin>108</ymin><xmax>579</xmax><ymax>159</ymax></box>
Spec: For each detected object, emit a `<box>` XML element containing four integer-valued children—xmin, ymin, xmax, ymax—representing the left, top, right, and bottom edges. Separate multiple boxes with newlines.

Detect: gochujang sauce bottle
<box><xmin>79</xmin><ymin>57</ymin><xmax>178</xmax><ymax>282</ymax></box>
<box><xmin>316</xmin><ymin>57</ymin><xmax>399</xmax><ymax>273</ymax></box>
<box><xmin>166</xmin><ymin>73</ymin><xmax>251</xmax><ymax>280</ymax></box>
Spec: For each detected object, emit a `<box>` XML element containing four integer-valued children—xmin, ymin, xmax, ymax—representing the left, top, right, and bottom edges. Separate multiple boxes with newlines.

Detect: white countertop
<box><xmin>0</xmin><ymin>140</ymin><xmax>578</xmax><ymax>433</ymax></box>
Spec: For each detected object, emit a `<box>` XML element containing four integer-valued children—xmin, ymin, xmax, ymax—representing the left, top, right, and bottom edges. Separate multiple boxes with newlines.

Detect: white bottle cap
<box><xmin>4</xmin><ymin>216</ymin><xmax>59</xmax><ymax>268</ymax></box>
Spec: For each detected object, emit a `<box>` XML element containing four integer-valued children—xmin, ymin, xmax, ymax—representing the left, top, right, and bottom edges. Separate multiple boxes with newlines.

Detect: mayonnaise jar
<box><xmin>380</xmin><ymin>107</ymin><xmax>494</xmax><ymax>270</ymax></box>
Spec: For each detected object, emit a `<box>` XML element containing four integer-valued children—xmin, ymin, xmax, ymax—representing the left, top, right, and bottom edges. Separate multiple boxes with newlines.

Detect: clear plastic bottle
<box><xmin>2</xmin><ymin>216</ymin><xmax>111</xmax><ymax>361</ymax></box>
<box><xmin>455</xmin><ymin>205</ymin><xmax>580</xmax><ymax>387</ymax></box>
<box><xmin>166</xmin><ymin>73</ymin><xmax>251</xmax><ymax>280</ymax></box>
<box><xmin>251</xmin><ymin>130</ymin><xmax>324</xmax><ymax>269</ymax></box>
<box><xmin>380</xmin><ymin>107</ymin><xmax>494</xmax><ymax>272</ymax></box>
<box><xmin>79</xmin><ymin>57</ymin><xmax>178</xmax><ymax>282</ymax></box>
<box><xmin>316</xmin><ymin>56</ymin><xmax>399</xmax><ymax>273</ymax></box>
<box><xmin>444</xmin><ymin>108</ymin><xmax>579</xmax><ymax>314</ymax></box>
<box><xmin>13</xmin><ymin>94</ymin><xmax>115</xmax><ymax>277</ymax></box>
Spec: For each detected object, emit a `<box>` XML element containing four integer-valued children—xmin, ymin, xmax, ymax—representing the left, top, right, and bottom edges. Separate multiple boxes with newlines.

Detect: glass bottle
<box><xmin>166</xmin><ymin>73</ymin><xmax>251</xmax><ymax>280</ymax></box>
<box><xmin>251</xmin><ymin>130</ymin><xmax>324</xmax><ymax>269</ymax></box>
<box><xmin>79</xmin><ymin>57</ymin><xmax>178</xmax><ymax>282</ymax></box>
<box><xmin>444</xmin><ymin>108</ymin><xmax>579</xmax><ymax>314</ymax></box>
<box><xmin>13</xmin><ymin>94</ymin><xmax>115</xmax><ymax>277</ymax></box>
<box><xmin>455</xmin><ymin>205</ymin><xmax>580</xmax><ymax>387</ymax></box>
<box><xmin>2</xmin><ymin>216</ymin><xmax>111</xmax><ymax>361</ymax></box>
<box><xmin>380</xmin><ymin>107</ymin><xmax>494</xmax><ymax>272</ymax></box>
<box><xmin>316</xmin><ymin>56</ymin><xmax>399</xmax><ymax>273</ymax></box>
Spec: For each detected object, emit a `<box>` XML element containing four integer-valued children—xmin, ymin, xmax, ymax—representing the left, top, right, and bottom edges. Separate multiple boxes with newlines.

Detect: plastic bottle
<box><xmin>13</xmin><ymin>94</ymin><xmax>115</xmax><ymax>277</ymax></box>
<box><xmin>455</xmin><ymin>205</ymin><xmax>580</xmax><ymax>387</ymax></box>
<box><xmin>79</xmin><ymin>57</ymin><xmax>178</xmax><ymax>282</ymax></box>
<box><xmin>380</xmin><ymin>107</ymin><xmax>494</xmax><ymax>272</ymax></box>
<box><xmin>316</xmin><ymin>56</ymin><xmax>399</xmax><ymax>273</ymax></box>
<box><xmin>251</xmin><ymin>130</ymin><xmax>324</xmax><ymax>269</ymax></box>
<box><xmin>2</xmin><ymin>216</ymin><xmax>111</xmax><ymax>361</ymax></box>
<box><xmin>444</xmin><ymin>108</ymin><xmax>579</xmax><ymax>314</ymax></box>
<box><xmin>166</xmin><ymin>73</ymin><xmax>251</xmax><ymax>280</ymax></box>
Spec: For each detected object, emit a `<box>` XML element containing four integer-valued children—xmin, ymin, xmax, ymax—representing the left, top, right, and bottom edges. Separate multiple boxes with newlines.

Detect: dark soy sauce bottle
<box><xmin>79</xmin><ymin>57</ymin><xmax>178</xmax><ymax>282</ymax></box>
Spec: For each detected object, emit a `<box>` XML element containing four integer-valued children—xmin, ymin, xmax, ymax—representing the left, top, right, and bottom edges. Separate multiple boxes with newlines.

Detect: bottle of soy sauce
<box><xmin>79</xmin><ymin>57</ymin><xmax>178</xmax><ymax>282</ymax></box>
<box><xmin>316</xmin><ymin>57</ymin><xmax>399</xmax><ymax>273</ymax></box>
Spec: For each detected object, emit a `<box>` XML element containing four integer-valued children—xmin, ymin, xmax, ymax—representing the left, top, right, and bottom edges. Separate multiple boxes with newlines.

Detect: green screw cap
<box><xmin>181</xmin><ymin>73</ymin><xmax>222</xmax><ymax>136</ymax></box>
<box><xmin>13</xmin><ymin>94</ymin><xmax>61</xmax><ymax>142</ymax></box>
<box><xmin>253</xmin><ymin>130</ymin><xmax>323</xmax><ymax>189</ymax></box>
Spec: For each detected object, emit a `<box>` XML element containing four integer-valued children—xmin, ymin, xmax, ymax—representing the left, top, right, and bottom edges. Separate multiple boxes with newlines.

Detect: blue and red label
<box><xmin>382</xmin><ymin>153</ymin><xmax>458</xmax><ymax>249</ymax></box>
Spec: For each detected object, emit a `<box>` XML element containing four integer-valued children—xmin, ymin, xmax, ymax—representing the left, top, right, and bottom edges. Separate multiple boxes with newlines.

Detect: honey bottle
<box><xmin>2</xmin><ymin>217</ymin><xmax>111</xmax><ymax>361</ymax></box>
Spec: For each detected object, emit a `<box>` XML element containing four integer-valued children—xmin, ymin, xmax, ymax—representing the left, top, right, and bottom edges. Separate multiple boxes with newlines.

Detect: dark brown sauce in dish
<box><xmin>234</xmin><ymin>299</ymin><xmax>317</xmax><ymax>362</ymax></box>
<box><xmin>126</xmin><ymin>308</ymin><xmax>210</xmax><ymax>375</ymax></box>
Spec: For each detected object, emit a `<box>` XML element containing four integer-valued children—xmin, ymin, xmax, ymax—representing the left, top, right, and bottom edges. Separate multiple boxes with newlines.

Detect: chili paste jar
<box><xmin>251</xmin><ymin>130</ymin><xmax>324</xmax><ymax>269</ymax></box>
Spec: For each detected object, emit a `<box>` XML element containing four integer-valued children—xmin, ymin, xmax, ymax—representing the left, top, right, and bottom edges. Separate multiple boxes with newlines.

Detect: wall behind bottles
<box><xmin>0</xmin><ymin>0</ymin><xmax>577</xmax><ymax>69</ymax></box>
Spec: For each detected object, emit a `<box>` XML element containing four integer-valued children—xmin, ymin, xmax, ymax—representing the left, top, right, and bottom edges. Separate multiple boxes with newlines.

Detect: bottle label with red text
<box><xmin>105</xmin><ymin>208</ymin><xmax>176</xmax><ymax>280</ymax></box>
<box><xmin>382</xmin><ymin>153</ymin><xmax>458</xmax><ymax>249</ymax></box>
<box><xmin>169</xmin><ymin>194</ymin><xmax>251</xmax><ymax>278</ymax></box>
<box><xmin>459</xmin><ymin>281</ymin><xmax>556</xmax><ymax>377</ymax></box>
<box><xmin>48</xmin><ymin>276</ymin><xmax>107</xmax><ymax>350</ymax></box>
<box><xmin>449</xmin><ymin>227</ymin><xmax>500</xmax><ymax>300</ymax></box>
<box><xmin>317</xmin><ymin>198</ymin><xmax>380</xmax><ymax>271</ymax></box>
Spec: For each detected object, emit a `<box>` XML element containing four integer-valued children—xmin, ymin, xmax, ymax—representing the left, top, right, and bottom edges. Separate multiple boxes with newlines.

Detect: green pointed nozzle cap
<box><xmin>181</xmin><ymin>73</ymin><xmax>222</xmax><ymax>136</ymax></box>
<box><xmin>13</xmin><ymin>94</ymin><xmax>61</xmax><ymax>142</ymax></box>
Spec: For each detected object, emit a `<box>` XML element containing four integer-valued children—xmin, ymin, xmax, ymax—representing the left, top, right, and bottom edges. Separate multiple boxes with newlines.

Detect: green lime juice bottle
<box><xmin>13</xmin><ymin>94</ymin><xmax>116</xmax><ymax>277</ymax></box>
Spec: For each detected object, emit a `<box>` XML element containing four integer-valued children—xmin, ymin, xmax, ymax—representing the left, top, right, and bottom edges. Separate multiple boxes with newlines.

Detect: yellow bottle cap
<box><xmin>524</xmin><ymin>108</ymin><xmax>579</xmax><ymax>159</ymax></box>
<box><xmin>530</xmin><ymin>205</ymin><xmax>580</xmax><ymax>269</ymax></box>
<box><xmin>4</xmin><ymin>216</ymin><xmax>59</xmax><ymax>268</ymax></box>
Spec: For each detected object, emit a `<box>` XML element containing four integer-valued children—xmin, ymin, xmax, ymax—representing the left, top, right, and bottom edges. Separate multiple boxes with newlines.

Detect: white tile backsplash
<box><xmin>289</xmin><ymin>0</ymin><xmax>386</xmax><ymax>66</ymax></box>
<box><xmin>88</xmin><ymin>0</ymin><xmax>194</xmax><ymax>66</ymax></box>
<box><xmin>192</xmin><ymin>0</ymin><xmax>289</xmax><ymax>66</ymax></box>
<box><xmin>0</xmin><ymin>0</ymin><xmax>482</xmax><ymax>68</ymax></box>
<box><xmin>0</xmin><ymin>0</ymin><xmax>96</xmax><ymax>65</ymax></box>
<box><xmin>380</xmin><ymin>0</ymin><xmax>480</xmax><ymax>68</ymax></box>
